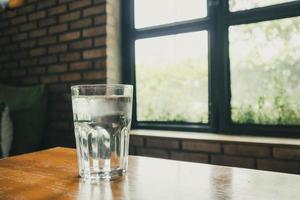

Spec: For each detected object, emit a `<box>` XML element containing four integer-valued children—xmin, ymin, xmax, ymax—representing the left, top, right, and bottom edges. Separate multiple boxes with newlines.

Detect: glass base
<box><xmin>80</xmin><ymin>169</ymin><xmax>126</xmax><ymax>181</ymax></box>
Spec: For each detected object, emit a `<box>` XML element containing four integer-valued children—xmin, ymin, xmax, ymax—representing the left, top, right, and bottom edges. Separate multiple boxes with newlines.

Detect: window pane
<box><xmin>229</xmin><ymin>0</ymin><xmax>297</xmax><ymax>12</ymax></box>
<box><xmin>230</xmin><ymin>17</ymin><xmax>300</xmax><ymax>125</ymax></box>
<box><xmin>134</xmin><ymin>0</ymin><xmax>207</xmax><ymax>29</ymax></box>
<box><xmin>135</xmin><ymin>31</ymin><xmax>208</xmax><ymax>123</ymax></box>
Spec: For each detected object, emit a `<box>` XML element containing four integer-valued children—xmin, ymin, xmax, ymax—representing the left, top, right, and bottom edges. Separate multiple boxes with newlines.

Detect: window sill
<box><xmin>130</xmin><ymin>129</ymin><xmax>300</xmax><ymax>146</ymax></box>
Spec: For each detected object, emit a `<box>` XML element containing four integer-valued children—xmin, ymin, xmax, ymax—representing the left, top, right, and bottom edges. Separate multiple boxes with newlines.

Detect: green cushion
<box><xmin>0</xmin><ymin>103</ymin><xmax>14</xmax><ymax>158</ymax></box>
<box><xmin>0</xmin><ymin>85</ymin><xmax>47</xmax><ymax>155</ymax></box>
<box><xmin>0</xmin><ymin>102</ymin><xmax>4</xmax><ymax>157</ymax></box>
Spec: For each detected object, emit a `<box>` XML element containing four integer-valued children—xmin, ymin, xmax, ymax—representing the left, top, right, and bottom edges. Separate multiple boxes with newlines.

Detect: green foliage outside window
<box><xmin>230</xmin><ymin>16</ymin><xmax>300</xmax><ymax>125</ymax></box>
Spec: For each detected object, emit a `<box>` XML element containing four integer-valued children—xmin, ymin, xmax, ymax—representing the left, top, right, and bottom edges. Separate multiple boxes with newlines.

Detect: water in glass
<box><xmin>72</xmin><ymin>95</ymin><xmax>132</xmax><ymax>180</ymax></box>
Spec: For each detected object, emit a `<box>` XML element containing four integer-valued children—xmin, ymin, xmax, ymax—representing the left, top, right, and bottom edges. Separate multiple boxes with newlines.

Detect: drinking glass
<box><xmin>71</xmin><ymin>84</ymin><xmax>133</xmax><ymax>181</ymax></box>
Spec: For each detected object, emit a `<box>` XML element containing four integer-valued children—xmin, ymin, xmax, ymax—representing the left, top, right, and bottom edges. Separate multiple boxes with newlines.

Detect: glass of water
<box><xmin>71</xmin><ymin>84</ymin><xmax>133</xmax><ymax>181</ymax></box>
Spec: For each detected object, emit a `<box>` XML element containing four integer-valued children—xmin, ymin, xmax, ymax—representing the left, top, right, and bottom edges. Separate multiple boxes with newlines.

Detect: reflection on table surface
<box><xmin>0</xmin><ymin>147</ymin><xmax>299</xmax><ymax>200</ymax></box>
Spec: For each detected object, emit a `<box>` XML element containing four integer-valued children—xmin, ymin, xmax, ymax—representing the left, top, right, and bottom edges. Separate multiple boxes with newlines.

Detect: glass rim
<box><xmin>71</xmin><ymin>84</ymin><xmax>133</xmax><ymax>90</ymax></box>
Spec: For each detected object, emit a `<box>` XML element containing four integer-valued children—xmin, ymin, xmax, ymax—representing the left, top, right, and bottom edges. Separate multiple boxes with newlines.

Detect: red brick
<box><xmin>82</xmin><ymin>71</ymin><xmax>105</xmax><ymax>80</ymax></box>
<box><xmin>182</xmin><ymin>140</ymin><xmax>221</xmax><ymax>153</ymax></box>
<box><xmin>60</xmin><ymin>52</ymin><xmax>80</xmax><ymax>62</ymax></box>
<box><xmin>273</xmin><ymin>147</ymin><xmax>300</xmax><ymax>161</ymax></box>
<box><xmin>95</xmin><ymin>15</ymin><xmax>106</xmax><ymax>25</ymax></box>
<box><xmin>29</xmin><ymin>29</ymin><xmax>47</xmax><ymax>38</ymax></box>
<box><xmin>95</xmin><ymin>37</ymin><xmax>106</xmax><ymax>47</ymax></box>
<box><xmin>211</xmin><ymin>155</ymin><xmax>255</xmax><ymax>169</ymax></box>
<box><xmin>224</xmin><ymin>144</ymin><xmax>270</xmax><ymax>158</ymax></box>
<box><xmin>20</xmin><ymin>40</ymin><xmax>36</xmax><ymax>48</ymax></box>
<box><xmin>11</xmin><ymin>16</ymin><xmax>27</xmax><ymax>25</ymax></box>
<box><xmin>49</xmin><ymin>24</ymin><xmax>68</xmax><ymax>34</ymax></box>
<box><xmin>130</xmin><ymin>135</ymin><xmax>144</xmax><ymax>147</ymax></box>
<box><xmin>136</xmin><ymin>148</ymin><xmax>169</xmax><ymax>159</ymax></box>
<box><xmin>70</xmin><ymin>61</ymin><xmax>92</xmax><ymax>71</ymax></box>
<box><xmin>28</xmin><ymin>67</ymin><xmax>46</xmax><ymax>75</ymax></box>
<box><xmin>59</xmin><ymin>31</ymin><xmax>80</xmax><ymax>42</ymax></box>
<box><xmin>29</xmin><ymin>10</ymin><xmax>46</xmax><ymax>20</ymax></box>
<box><xmin>83</xmin><ymin>49</ymin><xmax>106</xmax><ymax>59</ymax></box>
<box><xmin>39</xmin><ymin>36</ymin><xmax>57</xmax><ymax>46</ymax></box>
<box><xmin>48</xmin><ymin>44</ymin><xmax>67</xmax><ymax>54</ymax></box>
<box><xmin>69</xmin><ymin>0</ymin><xmax>92</xmax><ymax>10</ymax></box>
<box><xmin>70</xmin><ymin>39</ymin><xmax>92</xmax><ymax>50</ymax></box>
<box><xmin>39</xmin><ymin>55</ymin><xmax>58</xmax><ymax>64</ymax></box>
<box><xmin>20</xmin><ymin>58</ymin><xmax>38</xmax><ymax>67</ymax></box>
<box><xmin>48</xmin><ymin>64</ymin><xmax>68</xmax><ymax>73</ymax></box>
<box><xmin>20</xmin><ymin>22</ymin><xmax>37</xmax><ymax>32</ymax></box>
<box><xmin>171</xmin><ymin>151</ymin><xmax>208</xmax><ymax>163</ymax></box>
<box><xmin>48</xmin><ymin>5</ymin><xmax>67</xmax><ymax>16</ymax></box>
<box><xmin>83</xmin><ymin>5</ymin><xmax>106</xmax><ymax>17</ymax></box>
<box><xmin>41</xmin><ymin>75</ymin><xmax>59</xmax><ymax>84</ymax></box>
<box><xmin>83</xmin><ymin>26</ymin><xmax>106</xmax><ymax>37</ymax></box>
<box><xmin>39</xmin><ymin>18</ymin><xmax>57</xmax><ymax>27</ymax></box>
<box><xmin>30</xmin><ymin>47</ymin><xmax>47</xmax><ymax>56</ymax></box>
<box><xmin>146</xmin><ymin>137</ymin><xmax>179</xmax><ymax>150</ymax></box>
<box><xmin>59</xmin><ymin>11</ymin><xmax>80</xmax><ymax>23</ymax></box>
<box><xmin>37</xmin><ymin>0</ymin><xmax>56</xmax><ymax>9</ymax></box>
<box><xmin>70</xmin><ymin>18</ymin><xmax>92</xmax><ymax>30</ymax></box>
<box><xmin>257</xmin><ymin>159</ymin><xmax>300</xmax><ymax>174</ymax></box>
<box><xmin>60</xmin><ymin>73</ymin><xmax>81</xmax><ymax>82</ymax></box>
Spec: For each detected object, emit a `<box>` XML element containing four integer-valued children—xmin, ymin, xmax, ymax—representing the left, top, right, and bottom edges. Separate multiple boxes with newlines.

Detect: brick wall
<box><xmin>0</xmin><ymin>0</ymin><xmax>121</xmax><ymax>147</ymax></box>
<box><xmin>130</xmin><ymin>134</ymin><xmax>300</xmax><ymax>174</ymax></box>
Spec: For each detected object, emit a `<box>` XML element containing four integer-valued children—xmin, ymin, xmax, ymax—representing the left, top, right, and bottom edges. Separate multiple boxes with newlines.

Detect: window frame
<box><xmin>122</xmin><ymin>0</ymin><xmax>300</xmax><ymax>137</ymax></box>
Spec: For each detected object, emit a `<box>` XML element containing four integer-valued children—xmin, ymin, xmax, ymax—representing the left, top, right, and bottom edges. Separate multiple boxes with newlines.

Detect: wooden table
<box><xmin>0</xmin><ymin>147</ymin><xmax>299</xmax><ymax>200</ymax></box>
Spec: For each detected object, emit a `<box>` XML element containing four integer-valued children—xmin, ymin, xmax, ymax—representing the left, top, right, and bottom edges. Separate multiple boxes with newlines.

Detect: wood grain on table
<box><xmin>0</xmin><ymin>147</ymin><xmax>299</xmax><ymax>200</ymax></box>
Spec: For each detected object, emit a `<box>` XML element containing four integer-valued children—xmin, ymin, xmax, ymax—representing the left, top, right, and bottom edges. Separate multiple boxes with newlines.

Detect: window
<box><xmin>230</xmin><ymin>17</ymin><xmax>300</xmax><ymax>125</ymax></box>
<box><xmin>122</xmin><ymin>0</ymin><xmax>300</xmax><ymax>136</ymax></box>
<box><xmin>135</xmin><ymin>31</ymin><xmax>208</xmax><ymax>123</ymax></box>
<box><xmin>134</xmin><ymin>0</ymin><xmax>207</xmax><ymax>28</ymax></box>
<box><xmin>229</xmin><ymin>0</ymin><xmax>297</xmax><ymax>12</ymax></box>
